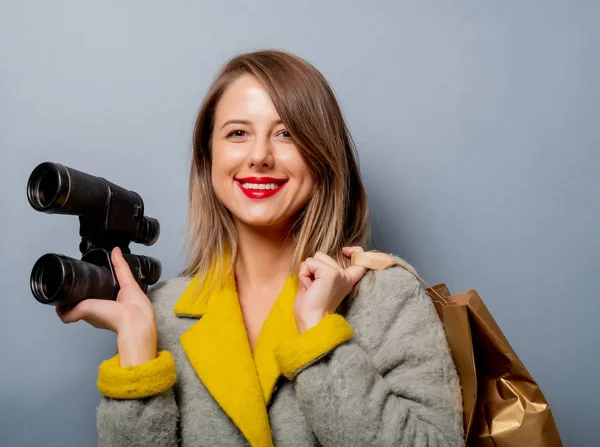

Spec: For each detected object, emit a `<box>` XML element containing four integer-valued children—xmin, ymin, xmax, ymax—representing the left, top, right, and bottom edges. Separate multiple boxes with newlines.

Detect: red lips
<box><xmin>235</xmin><ymin>177</ymin><xmax>288</xmax><ymax>199</ymax></box>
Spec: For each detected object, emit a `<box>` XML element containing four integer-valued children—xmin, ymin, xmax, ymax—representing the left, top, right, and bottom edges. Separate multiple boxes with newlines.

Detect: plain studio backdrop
<box><xmin>1</xmin><ymin>1</ymin><xmax>598</xmax><ymax>445</ymax></box>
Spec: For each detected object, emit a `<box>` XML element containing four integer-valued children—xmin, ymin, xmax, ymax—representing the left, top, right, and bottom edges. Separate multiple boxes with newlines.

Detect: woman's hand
<box><xmin>294</xmin><ymin>246</ymin><xmax>367</xmax><ymax>333</ymax></box>
<box><xmin>56</xmin><ymin>246</ymin><xmax>158</xmax><ymax>366</ymax></box>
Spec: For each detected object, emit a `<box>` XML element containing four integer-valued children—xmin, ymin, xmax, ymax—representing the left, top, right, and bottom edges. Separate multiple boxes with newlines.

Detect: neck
<box><xmin>234</xmin><ymin>221</ymin><xmax>295</xmax><ymax>293</ymax></box>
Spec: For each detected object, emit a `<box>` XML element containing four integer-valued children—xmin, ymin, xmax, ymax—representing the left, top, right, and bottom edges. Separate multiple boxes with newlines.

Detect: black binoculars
<box><xmin>27</xmin><ymin>161</ymin><xmax>162</xmax><ymax>308</ymax></box>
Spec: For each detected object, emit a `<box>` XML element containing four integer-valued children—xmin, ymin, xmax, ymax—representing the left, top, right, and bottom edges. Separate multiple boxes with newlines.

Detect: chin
<box><xmin>236</xmin><ymin>214</ymin><xmax>288</xmax><ymax>229</ymax></box>
<box><xmin>243</xmin><ymin>219</ymin><xmax>284</xmax><ymax>228</ymax></box>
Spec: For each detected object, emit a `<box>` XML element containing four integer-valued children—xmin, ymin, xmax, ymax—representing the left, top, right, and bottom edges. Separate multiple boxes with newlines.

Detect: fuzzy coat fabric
<box><xmin>96</xmin><ymin>254</ymin><xmax>464</xmax><ymax>446</ymax></box>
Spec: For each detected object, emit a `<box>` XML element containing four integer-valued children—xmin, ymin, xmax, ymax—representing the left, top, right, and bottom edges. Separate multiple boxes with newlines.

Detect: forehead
<box><xmin>214</xmin><ymin>74</ymin><xmax>280</xmax><ymax>122</ymax></box>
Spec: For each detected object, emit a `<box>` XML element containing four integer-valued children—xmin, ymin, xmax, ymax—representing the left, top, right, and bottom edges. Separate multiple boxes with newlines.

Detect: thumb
<box><xmin>111</xmin><ymin>247</ymin><xmax>137</xmax><ymax>288</ymax></box>
<box><xmin>342</xmin><ymin>246</ymin><xmax>367</xmax><ymax>284</ymax></box>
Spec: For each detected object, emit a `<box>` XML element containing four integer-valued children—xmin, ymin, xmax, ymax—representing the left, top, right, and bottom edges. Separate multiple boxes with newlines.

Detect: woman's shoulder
<box><xmin>347</xmin><ymin>251</ymin><xmax>444</xmax><ymax>354</ymax></box>
<box><xmin>146</xmin><ymin>276</ymin><xmax>193</xmax><ymax>312</ymax></box>
<box><xmin>355</xmin><ymin>252</ymin><xmax>424</xmax><ymax>303</ymax></box>
<box><xmin>348</xmin><ymin>252</ymin><xmax>433</xmax><ymax>331</ymax></box>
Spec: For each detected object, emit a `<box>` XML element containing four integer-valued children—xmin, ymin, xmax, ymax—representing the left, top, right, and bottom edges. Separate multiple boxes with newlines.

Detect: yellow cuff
<box><xmin>97</xmin><ymin>350</ymin><xmax>176</xmax><ymax>399</ymax></box>
<box><xmin>274</xmin><ymin>314</ymin><xmax>353</xmax><ymax>380</ymax></box>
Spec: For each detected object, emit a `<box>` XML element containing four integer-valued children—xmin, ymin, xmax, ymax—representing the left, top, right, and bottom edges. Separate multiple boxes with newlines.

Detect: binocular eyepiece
<box><xmin>27</xmin><ymin>162</ymin><xmax>162</xmax><ymax>308</ymax></box>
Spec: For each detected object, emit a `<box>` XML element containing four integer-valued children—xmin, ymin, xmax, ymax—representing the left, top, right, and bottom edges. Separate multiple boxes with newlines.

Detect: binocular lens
<box><xmin>27</xmin><ymin>163</ymin><xmax>67</xmax><ymax>211</ymax></box>
<box><xmin>31</xmin><ymin>254</ymin><xmax>69</xmax><ymax>304</ymax></box>
<box><xmin>41</xmin><ymin>257</ymin><xmax>63</xmax><ymax>298</ymax></box>
<box><xmin>37</xmin><ymin>169</ymin><xmax>60</xmax><ymax>208</ymax></box>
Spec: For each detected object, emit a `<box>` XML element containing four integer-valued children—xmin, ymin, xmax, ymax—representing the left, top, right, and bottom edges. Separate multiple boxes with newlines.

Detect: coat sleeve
<box><xmin>96</xmin><ymin>350</ymin><xmax>180</xmax><ymax>447</ymax></box>
<box><xmin>273</xmin><ymin>265</ymin><xmax>465</xmax><ymax>447</ymax></box>
<box><xmin>96</xmin><ymin>280</ymin><xmax>182</xmax><ymax>447</ymax></box>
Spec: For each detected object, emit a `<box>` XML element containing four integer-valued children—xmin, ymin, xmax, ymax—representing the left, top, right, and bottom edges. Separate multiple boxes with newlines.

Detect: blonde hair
<box><xmin>180</xmin><ymin>49</ymin><xmax>370</xmax><ymax>308</ymax></box>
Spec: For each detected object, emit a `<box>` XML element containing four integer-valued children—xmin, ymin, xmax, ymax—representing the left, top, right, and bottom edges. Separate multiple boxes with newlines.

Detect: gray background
<box><xmin>1</xmin><ymin>1</ymin><xmax>598</xmax><ymax>445</ymax></box>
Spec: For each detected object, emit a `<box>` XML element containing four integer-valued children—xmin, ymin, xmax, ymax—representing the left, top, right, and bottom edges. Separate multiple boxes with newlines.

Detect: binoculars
<box><xmin>27</xmin><ymin>161</ymin><xmax>162</xmax><ymax>308</ymax></box>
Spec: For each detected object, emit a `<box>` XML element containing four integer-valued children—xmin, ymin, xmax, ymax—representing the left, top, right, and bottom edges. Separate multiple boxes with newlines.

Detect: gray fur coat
<box><xmin>96</xmin><ymin>254</ymin><xmax>464</xmax><ymax>446</ymax></box>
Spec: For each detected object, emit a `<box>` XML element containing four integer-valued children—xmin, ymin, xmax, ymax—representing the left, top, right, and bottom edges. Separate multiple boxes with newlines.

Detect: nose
<box><xmin>248</xmin><ymin>135</ymin><xmax>274</xmax><ymax>168</ymax></box>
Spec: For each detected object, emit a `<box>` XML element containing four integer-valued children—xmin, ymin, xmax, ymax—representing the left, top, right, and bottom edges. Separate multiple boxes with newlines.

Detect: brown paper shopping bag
<box><xmin>351</xmin><ymin>250</ymin><xmax>562</xmax><ymax>446</ymax></box>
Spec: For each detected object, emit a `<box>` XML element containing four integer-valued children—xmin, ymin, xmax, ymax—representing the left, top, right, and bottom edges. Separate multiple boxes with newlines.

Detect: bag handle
<box><xmin>351</xmin><ymin>250</ymin><xmax>453</xmax><ymax>305</ymax></box>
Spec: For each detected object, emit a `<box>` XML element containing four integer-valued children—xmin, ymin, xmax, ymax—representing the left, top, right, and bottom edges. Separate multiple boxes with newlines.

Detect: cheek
<box><xmin>212</xmin><ymin>142</ymin><xmax>248</xmax><ymax>174</ymax></box>
<box><xmin>293</xmin><ymin>172</ymin><xmax>315</xmax><ymax>209</ymax></box>
<box><xmin>211</xmin><ymin>143</ymin><xmax>243</xmax><ymax>181</ymax></box>
<box><xmin>301</xmin><ymin>178</ymin><xmax>315</xmax><ymax>203</ymax></box>
<box><xmin>210</xmin><ymin>145</ymin><xmax>232</xmax><ymax>200</ymax></box>
<box><xmin>211</xmin><ymin>145</ymin><xmax>227</xmax><ymax>173</ymax></box>
<box><xmin>293</xmin><ymin>160</ymin><xmax>314</xmax><ymax>193</ymax></box>
<box><xmin>280</xmin><ymin>150</ymin><xmax>312</xmax><ymax>181</ymax></box>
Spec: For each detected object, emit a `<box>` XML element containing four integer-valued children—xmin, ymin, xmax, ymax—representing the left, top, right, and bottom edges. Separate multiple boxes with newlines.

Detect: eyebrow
<box><xmin>219</xmin><ymin>119</ymin><xmax>283</xmax><ymax>130</ymax></box>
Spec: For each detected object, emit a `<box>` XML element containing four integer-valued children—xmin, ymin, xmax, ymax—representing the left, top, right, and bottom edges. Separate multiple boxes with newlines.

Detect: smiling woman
<box><xmin>85</xmin><ymin>49</ymin><xmax>465</xmax><ymax>446</ymax></box>
<box><xmin>183</xmin><ymin>53</ymin><xmax>370</xmax><ymax>292</ymax></box>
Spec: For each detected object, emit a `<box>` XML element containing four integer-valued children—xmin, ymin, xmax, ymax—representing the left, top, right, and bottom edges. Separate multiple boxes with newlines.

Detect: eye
<box><xmin>226</xmin><ymin>130</ymin><xmax>247</xmax><ymax>139</ymax></box>
<box><xmin>278</xmin><ymin>130</ymin><xmax>293</xmax><ymax>139</ymax></box>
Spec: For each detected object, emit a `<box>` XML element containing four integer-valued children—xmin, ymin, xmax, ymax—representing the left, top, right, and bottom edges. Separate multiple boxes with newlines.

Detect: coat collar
<box><xmin>174</xmin><ymin>262</ymin><xmax>299</xmax><ymax>447</ymax></box>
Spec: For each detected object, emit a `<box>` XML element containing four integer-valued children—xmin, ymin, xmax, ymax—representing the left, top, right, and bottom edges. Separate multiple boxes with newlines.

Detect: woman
<box><xmin>57</xmin><ymin>50</ymin><xmax>464</xmax><ymax>446</ymax></box>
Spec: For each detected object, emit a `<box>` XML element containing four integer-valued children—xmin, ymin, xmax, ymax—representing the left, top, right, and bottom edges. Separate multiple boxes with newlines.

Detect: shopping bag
<box><xmin>351</xmin><ymin>250</ymin><xmax>562</xmax><ymax>446</ymax></box>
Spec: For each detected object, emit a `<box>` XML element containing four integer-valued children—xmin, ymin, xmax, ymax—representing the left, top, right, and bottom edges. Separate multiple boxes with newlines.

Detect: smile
<box><xmin>235</xmin><ymin>177</ymin><xmax>288</xmax><ymax>199</ymax></box>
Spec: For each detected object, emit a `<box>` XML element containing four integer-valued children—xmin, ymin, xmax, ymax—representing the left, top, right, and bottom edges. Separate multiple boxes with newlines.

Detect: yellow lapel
<box><xmin>252</xmin><ymin>275</ymin><xmax>300</xmax><ymax>404</ymax></box>
<box><xmin>174</xmin><ymin>264</ymin><xmax>299</xmax><ymax>447</ymax></box>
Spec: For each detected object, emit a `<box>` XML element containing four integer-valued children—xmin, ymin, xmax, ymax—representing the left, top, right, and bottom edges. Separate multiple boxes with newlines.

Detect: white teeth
<box><xmin>240</xmin><ymin>182</ymin><xmax>279</xmax><ymax>190</ymax></box>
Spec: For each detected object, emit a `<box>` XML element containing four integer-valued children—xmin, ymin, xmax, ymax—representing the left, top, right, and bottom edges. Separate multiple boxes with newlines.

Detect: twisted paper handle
<box><xmin>350</xmin><ymin>250</ymin><xmax>453</xmax><ymax>305</ymax></box>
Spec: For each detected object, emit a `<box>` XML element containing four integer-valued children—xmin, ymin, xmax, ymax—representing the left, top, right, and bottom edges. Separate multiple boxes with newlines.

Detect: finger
<box><xmin>298</xmin><ymin>261</ymin><xmax>313</xmax><ymax>286</ymax></box>
<box><xmin>58</xmin><ymin>300</ymin><xmax>120</xmax><ymax>331</ymax></box>
<box><xmin>342</xmin><ymin>246</ymin><xmax>364</xmax><ymax>257</ymax></box>
<box><xmin>57</xmin><ymin>299</ymin><xmax>121</xmax><ymax>331</ymax></box>
<box><xmin>303</xmin><ymin>257</ymin><xmax>337</xmax><ymax>280</ymax></box>
<box><xmin>57</xmin><ymin>302</ymin><xmax>87</xmax><ymax>324</ymax></box>
<box><xmin>344</xmin><ymin>264</ymin><xmax>368</xmax><ymax>285</ymax></box>
<box><xmin>55</xmin><ymin>305</ymin><xmax>71</xmax><ymax>319</ymax></box>
<box><xmin>56</xmin><ymin>300</ymin><xmax>89</xmax><ymax>324</ymax></box>
<box><xmin>111</xmin><ymin>247</ymin><xmax>137</xmax><ymax>288</ymax></box>
<box><xmin>313</xmin><ymin>251</ymin><xmax>341</xmax><ymax>270</ymax></box>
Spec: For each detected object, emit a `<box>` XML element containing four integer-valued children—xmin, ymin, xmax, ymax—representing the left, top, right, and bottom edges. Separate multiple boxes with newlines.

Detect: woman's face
<box><xmin>211</xmin><ymin>74</ymin><xmax>314</xmax><ymax>230</ymax></box>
